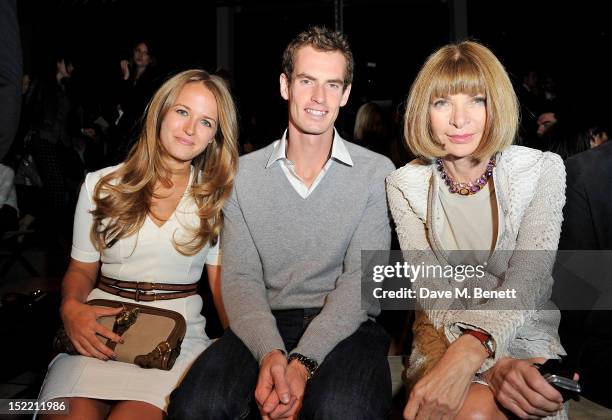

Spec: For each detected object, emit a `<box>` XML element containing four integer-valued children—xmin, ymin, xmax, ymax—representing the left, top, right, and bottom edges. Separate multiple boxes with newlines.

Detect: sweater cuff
<box><xmin>232</xmin><ymin>317</ymin><xmax>287</xmax><ymax>363</ymax></box>
<box><xmin>290</xmin><ymin>344</ymin><xmax>323</xmax><ymax>365</ymax></box>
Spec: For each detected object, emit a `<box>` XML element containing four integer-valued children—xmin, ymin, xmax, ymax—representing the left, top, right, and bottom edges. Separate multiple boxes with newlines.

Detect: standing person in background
<box><xmin>0</xmin><ymin>0</ymin><xmax>23</xmax><ymax>160</ymax></box>
<box><xmin>387</xmin><ymin>41</ymin><xmax>573</xmax><ymax>419</ymax></box>
<box><xmin>169</xmin><ymin>26</ymin><xmax>395</xmax><ymax>420</ymax></box>
<box><xmin>37</xmin><ymin>69</ymin><xmax>239</xmax><ymax>419</ymax></box>
<box><xmin>112</xmin><ymin>39</ymin><xmax>160</xmax><ymax>162</ymax></box>
<box><xmin>29</xmin><ymin>54</ymin><xmax>82</xmax><ymax>250</ymax></box>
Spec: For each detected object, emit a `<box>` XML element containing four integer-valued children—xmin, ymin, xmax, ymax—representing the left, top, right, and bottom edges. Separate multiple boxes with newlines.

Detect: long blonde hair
<box><xmin>90</xmin><ymin>69</ymin><xmax>239</xmax><ymax>255</ymax></box>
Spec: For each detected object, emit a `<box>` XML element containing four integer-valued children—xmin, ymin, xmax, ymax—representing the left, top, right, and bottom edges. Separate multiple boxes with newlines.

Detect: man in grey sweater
<box><xmin>169</xmin><ymin>26</ymin><xmax>395</xmax><ymax>420</ymax></box>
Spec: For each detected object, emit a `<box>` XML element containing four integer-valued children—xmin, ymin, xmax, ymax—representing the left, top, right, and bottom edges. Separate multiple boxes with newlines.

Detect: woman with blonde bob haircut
<box><xmin>405</xmin><ymin>41</ymin><xmax>518</xmax><ymax>161</ymax></box>
<box><xmin>38</xmin><ymin>69</ymin><xmax>239</xmax><ymax>419</ymax></box>
<box><xmin>387</xmin><ymin>41</ymin><xmax>575</xmax><ymax>419</ymax></box>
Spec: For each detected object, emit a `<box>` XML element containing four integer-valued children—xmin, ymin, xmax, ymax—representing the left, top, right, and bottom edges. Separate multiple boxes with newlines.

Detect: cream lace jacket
<box><xmin>386</xmin><ymin>145</ymin><xmax>567</xmax><ymax>380</ymax></box>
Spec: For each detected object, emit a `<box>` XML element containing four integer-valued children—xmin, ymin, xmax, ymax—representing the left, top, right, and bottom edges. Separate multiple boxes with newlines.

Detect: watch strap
<box><xmin>288</xmin><ymin>352</ymin><xmax>318</xmax><ymax>380</ymax></box>
<box><xmin>460</xmin><ymin>328</ymin><xmax>495</xmax><ymax>358</ymax></box>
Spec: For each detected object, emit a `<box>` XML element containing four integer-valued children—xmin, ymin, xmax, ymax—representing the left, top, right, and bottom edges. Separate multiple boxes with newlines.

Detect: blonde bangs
<box><xmin>429</xmin><ymin>56</ymin><xmax>487</xmax><ymax>101</ymax></box>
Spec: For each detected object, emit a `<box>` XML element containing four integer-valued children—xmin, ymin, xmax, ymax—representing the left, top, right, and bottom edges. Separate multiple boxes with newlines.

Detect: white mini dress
<box><xmin>38</xmin><ymin>164</ymin><xmax>218</xmax><ymax>412</ymax></box>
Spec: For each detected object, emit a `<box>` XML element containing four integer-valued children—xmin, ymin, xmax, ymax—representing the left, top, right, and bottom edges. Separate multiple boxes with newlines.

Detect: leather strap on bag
<box><xmin>98</xmin><ymin>276</ymin><xmax>198</xmax><ymax>302</ymax></box>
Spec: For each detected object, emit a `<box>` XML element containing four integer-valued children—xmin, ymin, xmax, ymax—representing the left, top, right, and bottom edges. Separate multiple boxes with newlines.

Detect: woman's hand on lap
<box><xmin>60</xmin><ymin>298</ymin><xmax>124</xmax><ymax>361</ymax></box>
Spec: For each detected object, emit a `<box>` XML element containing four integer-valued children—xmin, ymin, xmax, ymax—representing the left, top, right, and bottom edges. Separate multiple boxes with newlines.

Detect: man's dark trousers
<box><xmin>168</xmin><ymin>309</ymin><xmax>391</xmax><ymax>420</ymax></box>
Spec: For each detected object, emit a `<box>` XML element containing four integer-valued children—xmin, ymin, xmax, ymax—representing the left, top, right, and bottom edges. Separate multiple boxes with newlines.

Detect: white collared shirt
<box><xmin>265</xmin><ymin>129</ymin><xmax>353</xmax><ymax>198</ymax></box>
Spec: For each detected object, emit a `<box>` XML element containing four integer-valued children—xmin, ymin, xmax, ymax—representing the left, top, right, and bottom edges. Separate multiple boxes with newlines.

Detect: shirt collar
<box><xmin>265</xmin><ymin>128</ymin><xmax>354</xmax><ymax>168</ymax></box>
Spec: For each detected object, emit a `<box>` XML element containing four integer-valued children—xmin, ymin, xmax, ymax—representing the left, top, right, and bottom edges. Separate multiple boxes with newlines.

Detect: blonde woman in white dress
<box><xmin>38</xmin><ymin>69</ymin><xmax>239</xmax><ymax>419</ymax></box>
<box><xmin>386</xmin><ymin>42</ymin><xmax>576</xmax><ymax>419</ymax></box>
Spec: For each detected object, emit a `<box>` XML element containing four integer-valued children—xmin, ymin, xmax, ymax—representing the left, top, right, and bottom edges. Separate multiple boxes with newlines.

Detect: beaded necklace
<box><xmin>435</xmin><ymin>156</ymin><xmax>496</xmax><ymax>196</ymax></box>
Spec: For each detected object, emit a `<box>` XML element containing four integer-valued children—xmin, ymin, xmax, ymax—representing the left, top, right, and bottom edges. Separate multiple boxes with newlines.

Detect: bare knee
<box><xmin>39</xmin><ymin>397</ymin><xmax>110</xmax><ymax>420</ymax></box>
<box><xmin>108</xmin><ymin>400</ymin><xmax>164</xmax><ymax>420</ymax></box>
<box><xmin>456</xmin><ymin>384</ymin><xmax>508</xmax><ymax>420</ymax></box>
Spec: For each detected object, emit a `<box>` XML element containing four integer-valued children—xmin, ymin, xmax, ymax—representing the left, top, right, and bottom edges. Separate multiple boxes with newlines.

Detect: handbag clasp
<box><xmin>116</xmin><ymin>305</ymin><xmax>139</xmax><ymax>327</ymax></box>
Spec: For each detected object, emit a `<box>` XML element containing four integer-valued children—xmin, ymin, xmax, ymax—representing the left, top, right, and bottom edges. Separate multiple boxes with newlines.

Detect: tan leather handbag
<box><xmin>53</xmin><ymin>299</ymin><xmax>186</xmax><ymax>370</ymax></box>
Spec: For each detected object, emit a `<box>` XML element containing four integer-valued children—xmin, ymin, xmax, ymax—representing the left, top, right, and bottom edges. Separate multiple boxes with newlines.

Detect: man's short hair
<box><xmin>282</xmin><ymin>26</ymin><xmax>354</xmax><ymax>89</ymax></box>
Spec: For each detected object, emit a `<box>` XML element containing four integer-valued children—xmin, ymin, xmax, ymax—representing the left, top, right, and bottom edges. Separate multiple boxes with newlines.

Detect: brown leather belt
<box><xmin>97</xmin><ymin>276</ymin><xmax>198</xmax><ymax>302</ymax></box>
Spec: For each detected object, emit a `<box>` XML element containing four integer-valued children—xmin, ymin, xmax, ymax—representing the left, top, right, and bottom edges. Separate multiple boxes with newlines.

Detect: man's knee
<box><xmin>168</xmin><ymin>384</ymin><xmax>251</xmax><ymax>420</ymax></box>
<box><xmin>299</xmin><ymin>324</ymin><xmax>391</xmax><ymax>419</ymax></box>
<box><xmin>167</xmin><ymin>384</ymin><xmax>205</xmax><ymax>420</ymax></box>
<box><xmin>301</xmin><ymin>389</ymin><xmax>389</xmax><ymax>420</ymax></box>
<box><xmin>168</xmin><ymin>332</ymin><xmax>258</xmax><ymax>419</ymax></box>
<box><xmin>167</xmin><ymin>397</ymin><xmax>234</xmax><ymax>420</ymax></box>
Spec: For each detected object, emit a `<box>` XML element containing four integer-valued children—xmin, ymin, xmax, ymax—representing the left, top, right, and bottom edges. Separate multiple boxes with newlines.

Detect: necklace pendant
<box><xmin>458</xmin><ymin>187</ymin><xmax>471</xmax><ymax>195</ymax></box>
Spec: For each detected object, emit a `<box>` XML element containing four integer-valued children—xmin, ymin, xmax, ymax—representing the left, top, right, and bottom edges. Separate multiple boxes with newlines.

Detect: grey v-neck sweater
<box><xmin>221</xmin><ymin>139</ymin><xmax>395</xmax><ymax>363</ymax></box>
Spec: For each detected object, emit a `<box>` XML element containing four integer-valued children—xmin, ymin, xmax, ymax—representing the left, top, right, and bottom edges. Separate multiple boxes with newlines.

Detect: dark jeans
<box><xmin>168</xmin><ymin>309</ymin><xmax>391</xmax><ymax>420</ymax></box>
